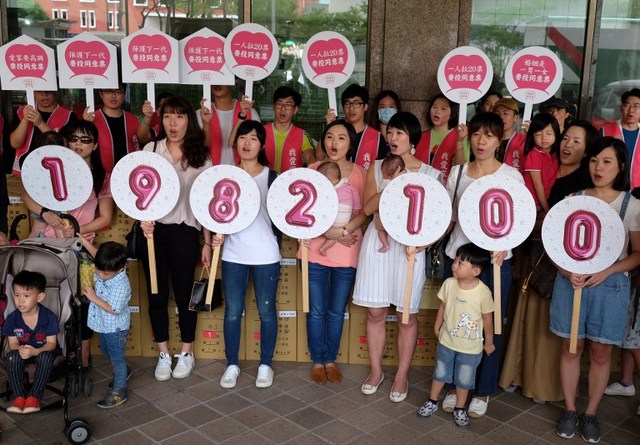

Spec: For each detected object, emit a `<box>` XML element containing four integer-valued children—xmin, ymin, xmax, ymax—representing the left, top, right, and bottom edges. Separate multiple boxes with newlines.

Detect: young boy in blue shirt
<box><xmin>3</xmin><ymin>270</ymin><xmax>59</xmax><ymax>414</ymax></box>
<box><xmin>82</xmin><ymin>241</ymin><xmax>132</xmax><ymax>409</ymax></box>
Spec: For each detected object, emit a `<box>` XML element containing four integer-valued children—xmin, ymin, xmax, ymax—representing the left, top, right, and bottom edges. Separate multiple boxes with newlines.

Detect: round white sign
<box><xmin>437</xmin><ymin>46</ymin><xmax>493</xmax><ymax>105</ymax></box>
<box><xmin>110</xmin><ymin>151</ymin><xmax>180</xmax><ymax>221</ymax></box>
<box><xmin>21</xmin><ymin>145</ymin><xmax>93</xmax><ymax>212</ymax></box>
<box><xmin>542</xmin><ymin>195</ymin><xmax>626</xmax><ymax>274</ymax></box>
<box><xmin>458</xmin><ymin>175</ymin><xmax>536</xmax><ymax>251</ymax></box>
<box><xmin>223</xmin><ymin>23</ymin><xmax>279</xmax><ymax>81</ymax></box>
<box><xmin>267</xmin><ymin>168</ymin><xmax>339</xmax><ymax>239</ymax></box>
<box><xmin>505</xmin><ymin>46</ymin><xmax>563</xmax><ymax>105</ymax></box>
<box><xmin>301</xmin><ymin>31</ymin><xmax>356</xmax><ymax>89</ymax></box>
<box><xmin>190</xmin><ymin>165</ymin><xmax>261</xmax><ymax>234</ymax></box>
<box><xmin>379</xmin><ymin>173</ymin><xmax>452</xmax><ymax>246</ymax></box>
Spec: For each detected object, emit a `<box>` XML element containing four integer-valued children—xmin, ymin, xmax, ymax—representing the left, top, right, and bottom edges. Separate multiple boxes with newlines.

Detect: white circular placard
<box><xmin>110</xmin><ymin>151</ymin><xmax>180</xmax><ymax>221</ymax></box>
<box><xmin>542</xmin><ymin>195</ymin><xmax>626</xmax><ymax>274</ymax></box>
<box><xmin>458</xmin><ymin>175</ymin><xmax>536</xmax><ymax>251</ymax></box>
<box><xmin>189</xmin><ymin>165</ymin><xmax>260</xmax><ymax>234</ymax></box>
<box><xmin>379</xmin><ymin>173</ymin><xmax>452</xmax><ymax>246</ymax></box>
<box><xmin>21</xmin><ymin>145</ymin><xmax>93</xmax><ymax>212</ymax></box>
<box><xmin>267</xmin><ymin>168</ymin><xmax>338</xmax><ymax>239</ymax></box>
<box><xmin>223</xmin><ymin>23</ymin><xmax>279</xmax><ymax>81</ymax></box>
<box><xmin>437</xmin><ymin>46</ymin><xmax>493</xmax><ymax>105</ymax></box>
<box><xmin>505</xmin><ymin>46</ymin><xmax>563</xmax><ymax>105</ymax></box>
<box><xmin>301</xmin><ymin>31</ymin><xmax>355</xmax><ymax>89</ymax></box>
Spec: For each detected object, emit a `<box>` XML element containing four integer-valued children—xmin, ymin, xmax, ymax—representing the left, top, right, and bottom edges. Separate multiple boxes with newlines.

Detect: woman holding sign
<box><xmin>303</xmin><ymin>119</ymin><xmax>367</xmax><ymax>385</ymax></box>
<box><xmin>137</xmin><ymin>95</ymin><xmax>211</xmax><ymax>382</ymax></box>
<box><xmin>440</xmin><ymin>112</ymin><xmax>523</xmax><ymax>417</ymax></box>
<box><xmin>353</xmin><ymin>112</ymin><xmax>441</xmax><ymax>402</ymax></box>
<box><xmin>550</xmin><ymin>137</ymin><xmax>640</xmax><ymax>443</ymax></box>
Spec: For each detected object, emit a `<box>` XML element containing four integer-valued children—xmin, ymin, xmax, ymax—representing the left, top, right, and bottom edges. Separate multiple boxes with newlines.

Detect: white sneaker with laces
<box><xmin>604</xmin><ymin>382</ymin><xmax>635</xmax><ymax>397</ymax></box>
<box><xmin>468</xmin><ymin>396</ymin><xmax>489</xmax><ymax>418</ymax></box>
<box><xmin>154</xmin><ymin>352</ymin><xmax>172</xmax><ymax>382</ymax></box>
<box><xmin>255</xmin><ymin>364</ymin><xmax>274</xmax><ymax>388</ymax></box>
<box><xmin>221</xmin><ymin>365</ymin><xmax>240</xmax><ymax>389</ymax></box>
<box><xmin>172</xmin><ymin>352</ymin><xmax>195</xmax><ymax>379</ymax></box>
<box><xmin>442</xmin><ymin>393</ymin><xmax>457</xmax><ymax>413</ymax></box>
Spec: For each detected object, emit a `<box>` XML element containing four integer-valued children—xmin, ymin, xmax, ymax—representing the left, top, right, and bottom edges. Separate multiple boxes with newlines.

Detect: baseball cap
<box><xmin>493</xmin><ymin>98</ymin><xmax>519</xmax><ymax>113</ymax></box>
<box><xmin>541</xmin><ymin>96</ymin><xmax>572</xmax><ymax>112</ymax></box>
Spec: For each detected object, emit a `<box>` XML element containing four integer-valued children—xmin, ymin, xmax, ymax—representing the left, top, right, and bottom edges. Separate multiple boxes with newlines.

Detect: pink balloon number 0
<box><xmin>129</xmin><ymin>166</ymin><xmax>162</xmax><ymax>211</ymax></box>
<box><xmin>209</xmin><ymin>179</ymin><xmax>241</xmax><ymax>224</ymax></box>
<box><xmin>41</xmin><ymin>157</ymin><xmax>68</xmax><ymax>201</ymax></box>
<box><xmin>563</xmin><ymin>210</ymin><xmax>601</xmax><ymax>261</ymax></box>
<box><xmin>285</xmin><ymin>180</ymin><xmax>317</xmax><ymax>227</ymax></box>
<box><xmin>479</xmin><ymin>188</ymin><xmax>514</xmax><ymax>239</ymax></box>
<box><xmin>404</xmin><ymin>184</ymin><xmax>425</xmax><ymax>235</ymax></box>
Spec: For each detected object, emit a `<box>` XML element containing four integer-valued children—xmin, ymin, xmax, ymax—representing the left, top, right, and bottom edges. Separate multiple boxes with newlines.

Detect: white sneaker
<box><xmin>220</xmin><ymin>365</ymin><xmax>240</xmax><ymax>389</ymax></box>
<box><xmin>154</xmin><ymin>352</ymin><xmax>172</xmax><ymax>382</ymax></box>
<box><xmin>172</xmin><ymin>352</ymin><xmax>195</xmax><ymax>379</ymax></box>
<box><xmin>636</xmin><ymin>404</ymin><xmax>640</xmax><ymax>416</ymax></box>
<box><xmin>604</xmin><ymin>382</ymin><xmax>636</xmax><ymax>397</ymax></box>
<box><xmin>255</xmin><ymin>365</ymin><xmax>274</xmax><ymax>388</ymax></box>
<box><xmin>468</xmin><ymin>396</ymin><xmax>489</xmax><ymax>418</ymax></box>
<box><xmin>442</xmin><ymin>393</ymin><xmax>457</xmax><ymax>413</ymax></box>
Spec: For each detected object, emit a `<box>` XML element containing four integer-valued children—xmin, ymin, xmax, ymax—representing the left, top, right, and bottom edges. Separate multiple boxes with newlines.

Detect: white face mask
<box><xmin>378</xmin><ymin>107</ymin><xmax>397</xmax><ymax>124</ymax></box>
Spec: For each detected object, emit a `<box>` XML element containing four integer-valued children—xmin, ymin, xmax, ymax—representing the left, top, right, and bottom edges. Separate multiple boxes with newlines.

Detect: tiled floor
<box><xmin>1</xmin><ymin>356</ymin><xmax>639</xmax><ymax>444</ymax></box>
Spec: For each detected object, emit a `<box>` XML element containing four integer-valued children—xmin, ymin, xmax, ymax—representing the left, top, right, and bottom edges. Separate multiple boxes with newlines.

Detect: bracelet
<box><xmin>204</xmin><ymin>241</ymin><xmax>212</xmax><ymax>247</ymax></box>
<box><xmin>237</xmin><ymin>112</ymin><xmax>247</xmax><ymax>120</ymax></box>
<box><xmin>39</xmin><ymin>207</ymin><xmax>50</xmax><ymax>217</ymax></box>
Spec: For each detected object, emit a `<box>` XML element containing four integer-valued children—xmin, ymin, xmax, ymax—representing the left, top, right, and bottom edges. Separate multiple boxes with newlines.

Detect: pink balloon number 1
<box><xmin>563</xmin><ymin>210</ymin><xmax>601</xmax><ymax>261</ymax></box>
<box><xmin>285</xmin><ymin>180</ymin><xmax>317</xmax><ymax>227</ymax></box>
<box><xmin>404</xmin><ymin>184</ymin><xmax>425</xmax><ymax>235</ymax></box>
<box><xmin>129</xmin><ymin>166</ymin><xmax>161</xmax><ymax>211</ymax></box>
<box><xmin>479</xmin><ymin>189</ymin><xmax>514</xmax><ymax>238</ymax></box>
<box><xmin>41</xmin><ymin>157</ymin><xmax>68</xmax><ymax>201</ymax></box>
<box><xmin>209</xmin><ymin>179</ymin><xmax>241</xmax><ymax>223</ymax></box>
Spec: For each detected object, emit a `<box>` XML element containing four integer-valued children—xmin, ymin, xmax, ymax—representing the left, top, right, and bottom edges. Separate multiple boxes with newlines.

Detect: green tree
<box><xmin>17</xmin><ymin>0</ymin><xmax>49</xmax><ymax>21</ymax></box>
<box><xmin>251</xmin><ymin>0</ymin><xmax>297</xmax><ymax>41</ymax></box>
<box><xmin>292</xmin><ymin>1</ymin><xmax>367</xmax><ymax>45</ymax></box>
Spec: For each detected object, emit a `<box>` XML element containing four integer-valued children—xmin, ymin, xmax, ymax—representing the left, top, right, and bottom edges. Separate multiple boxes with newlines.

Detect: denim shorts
<box><xmin>433</xmin><ymin>342</ymin><xmax>482</xmax><ymax>390</ymax></box>
<box><xmin>549</xmin><ymin>271</ymin><xmax>630</xmax><ymax>346</ymax></box>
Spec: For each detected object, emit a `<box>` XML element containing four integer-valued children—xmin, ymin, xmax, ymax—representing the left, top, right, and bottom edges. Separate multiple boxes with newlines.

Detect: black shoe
<box><xmin>108</xmin><ymin>366</ymin><xmax>133</xmax><ymax>390</ymax></box>
<box><xmin>97</xmin><ymin>389</ymin><xmax>128</xmax><ymax>409</ymax></box>
<box><xmin>556</xmin><ymin>410</ymin><xmax>579</xmax><ymax>439</ymax></box>
<box><xmin>580</xmin><ymin>413</ymin><xmax>601</xmax><ymax>444</ymax></box>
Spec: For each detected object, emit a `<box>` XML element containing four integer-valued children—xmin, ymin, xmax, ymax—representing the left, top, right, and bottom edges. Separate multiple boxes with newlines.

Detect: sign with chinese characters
<box><xmin>223</xmin><ymin>23</ymin><xmax>279</xmax><ymax>101</ymax></box>
<box><xmin>505</xmin><ymin>46</ymin><xmax>563</xmax><ymax>122</ymax></box>
<box><xmin>437</xmin><ymin>46</ymin><xmax>493</xmax><ymax>124</ymax></box>
<box><xmin>179</xmin><ymin>28</ymin><xmax>234</xmax><ymax>111</ymax></box>
<box><xmin>302</xmin><ymin>31</ymin><xmax>355</xmax><ymax>113</ymax></box>
<box><xmin>0</xmin><ymin>35</ymin><xmax>57</xmax><ymax>107</ymax></box>
<box><xmin>121</xmin><ymin>26</ymin><xmax>179</xmax><ymax>109</ymax></box>
<box><xmin>57</xmin><ymin>33</ymin><xmax>118</xmax><ymax>112</ymax></box>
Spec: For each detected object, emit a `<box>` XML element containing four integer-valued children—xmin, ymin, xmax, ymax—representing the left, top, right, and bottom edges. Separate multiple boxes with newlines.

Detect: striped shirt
<box><xmin>87</xmin><ymin>269</ymin><xmax>131</xmax><ymax>334</ymax></box>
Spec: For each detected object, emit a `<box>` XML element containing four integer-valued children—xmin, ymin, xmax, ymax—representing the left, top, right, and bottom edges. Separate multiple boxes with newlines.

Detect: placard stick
<box><xmin>86</xmin><ymin>87</ymin><xmax>95</xmax><ymax>113</ymax></box>
<box><xmin>202</xmin><ymin>84</ymin><xmax>212</xmax><ymax>113</ymax></box>
<box><xmin>147</xmin><ymin>83</ymin><xmax>156</xmax><ymax>111</ymax></box>
<box><xmin>493</xmin><ymin>260</ymin><xmax>502</xmax><ymax>335</ymax></box>
<box><xmin>204</xmin><ymin>238</ymin><xmax>221</xmax><ymax>306</ymax></box>
<box><xmin>569</xmin><ymin>288</ymin><xmax>582</xmax><ymax>354</ymax></box>
<box><xmin>402</xmin><ymin>248</ymin><xmax>416</xmax><ymax>325</ymax></box>
<box><xmin>327</xmin><ymin>86</ymin><xmax>337</xmax><ymax>117</ymax></box>
<box><xmin>522</xmin><ymin>102</ymin><xmax>534</xmax><ymax>125</ymax></box>
<box><xmin>458</xmin><ymin>104</ymin><xmax>468</xmax><ymax>126</ymax></box>
<box><xmin>302</xmin><ymin>242</ymin><xmax>309</xmax><ymax>313</ymax></box>
<box><xmin>147</xmin><ymin>236</ymin><xmax>158</xmax><ymax>294</ymax></box>
<box><xmin>26</xmin><ymin>89</ymin><xmax>35</xmax><ymax>108</ymax></box>
<box><xmin>244</xmin><ymin>80</ymin><xmax>254</xmax><ymax>102</ymax></box>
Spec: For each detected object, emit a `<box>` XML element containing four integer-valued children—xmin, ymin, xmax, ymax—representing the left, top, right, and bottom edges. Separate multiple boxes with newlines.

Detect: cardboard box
<box><xmin>246</xmin><ymin>258</ymin><xmax>298</xmax><ymax>310</ymax></box>
<box><xmin>90</xmin><ymin>306</ymin><xmax>141</xmax><ymax>357</ymax></box>
<box><xmin>297</xmin><ymin>312</ymin><xmax>349</xmax><ymax>363</ymax></box>
<box><xmin>348</xmin><ymin>311</ymin><xmax>399</xmax><ymax>365</ymax></box>
<box><xmin>280</xmin><ymin>235</ymin><xmax>298</xmax><ymax>258</ymax></box>
<box><xmin>193</xmin><ymin>307</ymin><xmax>245</xmax><ymax>360</ymax></box>
<box><xmin>413</xmin><ymin>310</ymin><xmax>438</xmax><ymax>366</ymax></box>
<box><xmin>94</xmin><ymin>209</ymin><xmax>136</xmax><ymax>246</ymax></box>
<box><xmin>245</xmin><ymin>309</ymin><xmax>297</xmax><ymax>362</ymax></box>
<box><xmin>126</xmin><ymin>259</ymin><xmax>140</xmax><ymax>306</ymax></box>
<box><xmin>139</xmin><ymin>304</ymin><xmax>183</xmax><ymax>357</ymax></box>
<box><xmin>6</xmin><ymin>176</ymin><xmax>31</xmax><ymax>240</ymax></box>
<box><xmin>420</xmin><ymin>277</ymin><xmax>444</xmax><ymax>310</ymax></box>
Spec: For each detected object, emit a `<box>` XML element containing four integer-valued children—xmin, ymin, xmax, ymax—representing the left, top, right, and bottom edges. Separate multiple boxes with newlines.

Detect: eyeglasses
<box><xmin>102</xmin><ymin>89</ymin><xmax>124</xmax><ymax>96</ymax></box>
<box><xmin>67</xmin><ymin>135</ymin><xmax>94</xmax><ymax>144</ymax></box>
<box><xmin>274</xmin><ymin>103</ymin><xmax>296</xmax><ymax>110</ymax></box>
<box><xmin>343</xmin><ymin>101</ymin><xmax>364</xmax><ymax>109</ymax></box>
<box><xmin>621</xmin><ymin>103</ymin><xmax>640</xmax><ymax>110</ymax></box>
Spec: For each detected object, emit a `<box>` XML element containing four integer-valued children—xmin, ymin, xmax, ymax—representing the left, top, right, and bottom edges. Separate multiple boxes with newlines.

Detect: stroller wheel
<box><xmin>83</xmin><ymin>378</ymin><xmax>92</xmax><ymax>397</ymax></box>
<box><xmin>66</xmin><ymin>418</ymin><xmax>91</xmax><ymax>444</ymax></box>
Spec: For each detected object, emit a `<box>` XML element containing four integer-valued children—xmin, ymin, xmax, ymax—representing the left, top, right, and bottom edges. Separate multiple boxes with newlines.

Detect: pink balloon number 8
<box><xmin>285</xmin><ymin>180</ymin><xmax>317</xmax><ymax>227</ymax></box>
<box><xmin>209</xmin><ymin>179</ymin><xmax>241</xmax><ymax>224</ymax></box>
<box><xmin>42</xmin><ymin>157</ymin><xmax>68</xmax><ymax>201</ymax></box>
<box><xmin>129</xmin><ymin>165</ymin><xmax>162</xmax><ymax>211</ymax></box>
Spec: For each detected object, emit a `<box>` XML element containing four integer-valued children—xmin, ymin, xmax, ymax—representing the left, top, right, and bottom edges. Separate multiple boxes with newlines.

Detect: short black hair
<box><xmin>95</xmin><ymin>242</ymin><xmax>128</xmax><ymax>273</ymax></box>
<box><xmin>468</xmin><ymin>112</ymin><xmax>504</xmax><ymax>140</ymax></box>
<box><xmin>586</xmin><ymin>136</ymin><xmax>630</xmax><ymax>191</ymax></box>
<box><xmin>621</xmin><ymin>88</ymin><xmax>640</xmax><ymax>103</ymax></box>
<box><xmin>319</xmin><ymin>119</ymin><xmax>358</xmax><ymax>158</ymax></box>
<box><xmin>341</xmin><ymin>83</ymin><xmax>369</xmax><ymax>105</ymax></box>
<box><xmin>13</xmin><ymin>270</ymin><xmax>46</xmax><ymax>293</ymax></box>
<box><xmin>456</xmin><ymin>243</ymin><xmax>491</xmax><ymax>272</ymax></box>
<box><xmin>387</xmin><ymin>111</ymin><xmax>423</xmax><ymax>147</ymax></box>
<box><xmin>273</xmin><ymin>86</ymin><xmax>301</xmax><ymax>106</ymax></box>
<box><xmin>233</xmin><ymin>119</ymin><xmax>269</xmax><ymax>167</ymax></box>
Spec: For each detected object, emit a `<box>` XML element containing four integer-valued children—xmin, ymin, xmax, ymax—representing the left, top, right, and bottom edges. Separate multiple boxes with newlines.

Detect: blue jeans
<box><xmin>307</xmin><ymin>262</ymin><xmax>355</xmax><ymax>364</ymax></box>
<box><xmin>222</xmin><ymin>261</ymin><xmax>280</xmax><ymax>366</ymax></box>
<box><xmin>99</xmin><ymin>329</ymin><xmax>129</xmax><ymax>391</ymax></box>
<box><xmin>444</xmin><ymin>256</ymin><xmax>513</xmax><ymax>397</ymax></box>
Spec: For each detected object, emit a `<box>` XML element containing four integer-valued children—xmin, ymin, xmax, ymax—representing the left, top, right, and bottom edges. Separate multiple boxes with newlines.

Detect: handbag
<box><xmin>188</xmin><ymin>267</ymin><xmax>223</xmax><ymax>312</ymax></box>
<box><xmin>125</xmin><ymin>220</ymin><xmax>141</xmax><ymax>260</ymax></box>
<box><xmin>521</xmin><ymin>251</ymin><xmax>556</xmax><ymax>299</ymax></box>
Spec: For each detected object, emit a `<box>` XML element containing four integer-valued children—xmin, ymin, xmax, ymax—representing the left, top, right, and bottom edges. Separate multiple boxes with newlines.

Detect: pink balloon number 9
<box><xmin>209</xmin><ymin>179</ymin><xmax>241</xmax><ymax>223</ymax></box>
<box><xmin>479</xmin><ymin>189</ymin><xmax>514</xmax><ymax>238</ymax></box>
<box><xmin>404</xmin><ymin>184</ymin><xmax>425</xmax><ymax>235</ymax></box>
<box><xmin>129</xmin><ymin>166</ymin><xmax>162</xmax><ymax>211</ymax></box>
<box><xmin>285</xmin><ymin>180</ymin><xmax>317</xmax><ymax>227</ymax></box>
<box><xmin>563</xmin><ymin>210</ymin><xmax>601</xmax><ymax>261</ymax></box>
<box><xmin>41</xmin><ymin>157</ymin><xmax>68</xmax><ymax>201</ymax></box>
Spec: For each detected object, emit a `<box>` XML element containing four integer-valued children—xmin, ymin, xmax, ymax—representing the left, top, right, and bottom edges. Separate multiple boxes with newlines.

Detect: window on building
<box><xmin>89</xmin><ymin>10</ymin><xmax>96</xmax><ymax>28</ymax></box>
<box><xmin>52</xmin><ymin>9</ymin><xmax>59</xmax><ymax>19</ymax></box>
<box><xmin>108</xmin><ymin>11</ymin><xmax>118</xmax><ymax>30</ymax></box>
<box><xmin>80</xmin><ymin>10</ymin><xmax>88</xmax><ymax>28</ymax></box>
<box><xmin>60</xmin><ymin>10</ymin><xmax>68</xmax><ymax>19</ymax></box>
<box><xmin>108</xmin><ymin>0</ymin><xmax>120</xmax><ymax>3</ymax></box>
<box><xmin>133</xmin><ymin>0</ymin><xmax>148</xmax><ymax>5</ymax></box>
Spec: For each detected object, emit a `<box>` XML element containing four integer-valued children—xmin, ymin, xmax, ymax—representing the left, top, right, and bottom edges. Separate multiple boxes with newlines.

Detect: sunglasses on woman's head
<box><xmin>67</xmin><ymin>135</ymin><xmax>94</xmax><ymax>144</ymax></box>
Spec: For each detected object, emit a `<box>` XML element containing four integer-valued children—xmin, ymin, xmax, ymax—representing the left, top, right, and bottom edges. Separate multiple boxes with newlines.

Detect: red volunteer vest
<box><xmin>209</xmin><ymin>100</ymin><xmax>252</xmax><ymax>165</ymax></box>
<box><xmin>503</xmin><ymin>132</ymin><xmax>526</xmax><ymax>173</ymax></box>
<box><xmin>415</xmin><ymin>129</ymin><xmax>458</xmax><ymax>182</ymax></box>
<box><xmin>602</xmin><ymin>121</ymin><xmax>640</xmax><ymax>188</ymax></box>
<box><xmin>264</xmin><ymin>124</ymin><xmax>304</xmax><ymax>173</ymax></box>
<box><xmin>353</xmin><ymin>125</ymin><xmax>381</xmax><ymax>170</ymax></box>
<box><xmin>93</xmin><ymin>109</ymin><xmax>140</xmax><ymax>173</ymax></box>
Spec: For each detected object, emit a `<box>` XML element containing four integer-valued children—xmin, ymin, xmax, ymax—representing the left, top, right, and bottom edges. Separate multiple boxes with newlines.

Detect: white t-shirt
<box><xmin>600</xmin><ymin>191</ymin><xmax>640</xmax><ymax>261</ymax></box>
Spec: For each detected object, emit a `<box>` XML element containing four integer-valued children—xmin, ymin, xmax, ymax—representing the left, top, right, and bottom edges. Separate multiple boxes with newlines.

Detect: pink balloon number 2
<box><xmin>563</xmin><ymin>210</ymin><xmax>601</xmax><ymax>261</ymax></box>
<box><xmin>285</xmin><ymin>180</ymin><xmax>317</xmax><ymax>227</ymax></box>
<box><xmin>41</xmin><ymin>157</ymin><xmax>68</xmax><ymax>201</ymax></box>
<box><xmin>479</xmin><ymin>189</ymin><xmax>514</xmax><ymax>238</ymax></box>
<box><xmin>209</xmin><ymin>179</ymin><xmax>241</xmax><ymax>223</ymax></box>
<box><xmin>404</xmin><ymin>184</ymin><xmax>425</xmax><ymax>235</ymax></box>
<box><xmin>129</xmin><ymin>166</ymin><xmax>161</xmax><ymax>211</ymax></box>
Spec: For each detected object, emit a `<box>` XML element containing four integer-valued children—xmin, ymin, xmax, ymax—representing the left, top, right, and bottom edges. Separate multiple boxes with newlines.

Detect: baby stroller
<box><xmin>0</xmin><ymin>235</ymin><xmax>92</xmax><ymax>444</ymax></box>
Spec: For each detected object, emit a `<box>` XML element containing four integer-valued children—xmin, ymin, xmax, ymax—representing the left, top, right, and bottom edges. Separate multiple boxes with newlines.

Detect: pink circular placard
<box><xmin>301</xmin><ymin>31</ymin><xmax>355</xmax><ymax>89</ymax></box>
<box><xmin>437</xmin><ymin>46</ymin><xmax>493</xmax><ymax>105</ymax></box>
<box><xmin>223</xmin><ymin>23</ymin><xmax>279</xmax><ymax>81</ymax></box>
<box><xmin>505</xmin><ymin>46</ymin><xmax>563</xmax><ymax>105</ymax></box>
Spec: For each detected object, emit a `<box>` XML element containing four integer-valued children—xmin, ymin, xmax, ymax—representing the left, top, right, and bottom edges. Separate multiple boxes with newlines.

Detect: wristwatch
<box><xmin>39</xmin><ymin>207</ymin><xmax>50</xmax><ymax>217</ymax></box>
<box><xmin>341</xmin><ymin>226</ymin><xmax>349</xmax><ymax>236</ymax></box>
<box><xmin>237</xmin><ymin>112</ymin><xmax>247</xmax><ymax>120</ymax></box>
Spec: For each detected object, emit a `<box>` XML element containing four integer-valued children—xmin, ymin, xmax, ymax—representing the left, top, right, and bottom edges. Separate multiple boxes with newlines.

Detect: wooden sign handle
<box><xmin>493</xmin><ymin>261</ymin><xmax>501</xmax><ymax>335</ymax></box>
<box><xmin>569</xmin><ymin>288</ymin><xmax>582</xmax><ymax>354</ymax></box>
<box><xmin>402</xmin><ymin>249</ymin><xmax>416</xmax><ymax>325</ymax></box>
<box><xmin>302</xmin><ymin>243</ymin><xmax>309</xmax><ymax>313</ymax></box>
<box><xmin>147</xmin><ymin>235</ymin><xmax>158</xmax><ymax>294</ymax></box>
<box><xmin>205</xmin><ymin>238</ymin><xmax>221</xmax><ymax>306</ymax></box>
